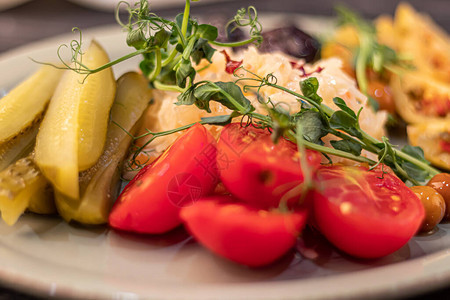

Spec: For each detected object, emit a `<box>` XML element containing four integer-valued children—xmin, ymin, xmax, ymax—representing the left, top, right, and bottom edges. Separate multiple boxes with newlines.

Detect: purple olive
<box><xmin>259</xmin><ymin>26</ymin><xmax>320</xmax><ymax>62</ymax></box>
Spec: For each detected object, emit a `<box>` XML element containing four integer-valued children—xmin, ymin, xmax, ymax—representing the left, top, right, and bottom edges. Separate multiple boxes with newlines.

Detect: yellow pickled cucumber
<box><xmin>56</xmin><ymin>72</ymin><xmax>152</xmax><ymax>224</ymax></box>
<box><xmin>0</xmin><ymin>65</ymin><xmax>62</xmax><ymax>143</ymax></box>
<box><xmin>76</xmin><ymin>41</ymin><xmax>116</xmax><ymax>170</ymax></box>
<box><xmin>0</xmin><ymin>156</ymin><xmax>55</xmax><ymax>226</ymax></box>
<box><xmin>35</xmin><ymin>40</ymin><xmax>116</xmax><ymax>200</ymax></box>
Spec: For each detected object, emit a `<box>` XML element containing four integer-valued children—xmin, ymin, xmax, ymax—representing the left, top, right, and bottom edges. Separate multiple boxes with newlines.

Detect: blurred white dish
<box><xmin>67</xmin><ymin>0</ymin><xmax>230</xmax><ymax>11</ymax></box>
<box><xmin>0</xmin><ymin>0</ymin><xmax>31</xmax><ymax>11</ymax></box>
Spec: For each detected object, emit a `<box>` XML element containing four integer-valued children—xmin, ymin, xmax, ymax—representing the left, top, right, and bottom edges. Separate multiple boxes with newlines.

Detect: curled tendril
<box><xmin>226</xmin><ymin>6</ymin><xmax>263</xmax><ymax>46</ymax></box>
<box><xmin>124</xmin><ymin>144</ymin><xmax>155</xmax><ymax>173</ymax></box>
<box><xmin>240</xmin><ymin>114</ymin><xmax>253</xmax><ymax>128</ymax></box>
<box><xmin>264</xmin><ymin>73</ymin><xmax>277</xmax><ymax>85</ymax></box>
<box><xmin>30</xmin><ymin>27</ymin><xmax>97</xmax><ymax>83</ymax></box>
<box><xmin>117</xmin><ymin>0</ymin><xmax>171</xmax><ymax>41</ymax></box>
<box><xmin>238</xmin><ymin>114</ymin><xmax>272</xmax><ymax>131</ymax></box>
<box><xmin>115</xmin><ymin>0</ymin><xmax>133</xmax><ymax>29</ymax></box>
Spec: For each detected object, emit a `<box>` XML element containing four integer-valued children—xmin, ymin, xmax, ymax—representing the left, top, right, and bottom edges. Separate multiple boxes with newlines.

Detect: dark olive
<box><xmin>259</xmin><ymin>26</ymin><xmax>321</xmax><ymax>62</ymax></box>
<box><xmin>427</xmin><ymin>173</ymin><xmax>450</xmax><ymax>220</ymax></box>
<box><xmin>410</xmin><ymin>186</ymin><xmax>445</xmax><ymax>233</ymax></box>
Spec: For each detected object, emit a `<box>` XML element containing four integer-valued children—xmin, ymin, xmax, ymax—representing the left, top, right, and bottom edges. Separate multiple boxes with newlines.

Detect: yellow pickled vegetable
<box><xmin>0</xmin><ymin>156</ymin><xmax>55</xmax><ymax>226</ymax></box>
<box><xmin>0</xmin><ymin>65</ymin><xmax>62</xmax><ymax>143</ymax></box>
<box><xmin>56</xmin><ymin>72</ymin><xmax>152</xmax><ymax>224</ymax></box>
<box><xmin>35</xmin><ymin>40</ymin><xmax>116</xmax><ymax>200</ymax></box>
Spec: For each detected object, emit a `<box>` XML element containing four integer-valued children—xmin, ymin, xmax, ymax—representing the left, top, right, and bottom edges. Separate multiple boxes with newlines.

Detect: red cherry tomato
<box><xmin>313</xmin><ymin>165</ymin><xmax>425</xmax><ymax>258</ymax></box>
<box><xmin>180</xmin><ymin>195</ymin><xmax>308</xmax><ymax>267</ymax></box>
<box><xmin>217</xmin><ymin>123</ymin><xmax>322</xmax><ymax>209</ymax></box>
<box><xmin>109</xmin><ymin>124</ymin><xmax>218</xmax><ymax>234</ymax></box>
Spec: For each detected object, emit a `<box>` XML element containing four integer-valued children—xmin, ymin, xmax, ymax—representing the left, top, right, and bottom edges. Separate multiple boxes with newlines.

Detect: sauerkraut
<box><xmin>132</xmin><ymin>47</ymin><xmax>387</xmax><ymax>172</ymax></box>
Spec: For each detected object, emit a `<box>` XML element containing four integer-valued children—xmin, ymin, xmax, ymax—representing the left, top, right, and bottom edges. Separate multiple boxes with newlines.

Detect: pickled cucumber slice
<box><xmin>0</xmin><ymin>156</ymin><xmax>55</xmax><ymax>226</ymax></box>
<box><xmin>0</xmin><ymin>65</ymin><xmax>62</xmax><ymax>143</ymax></box>
<box><xmin>0</xmin><ymin>123</ymin><xmax>39</xmax><ymax>172</ymax></box>
<box><xmin>35</xmin><ymin>40</ymin><xmax>116</xmax><ymax>200</ymax></box>
<box><xmin>56</xmin><ymin>72</ymin><xmax>152</xmax><ymax>224</ymax></box>
<box><xmin>76</xmin><ymin>41</ymin><xmax>116</xmax><ymax>171</ymax></box>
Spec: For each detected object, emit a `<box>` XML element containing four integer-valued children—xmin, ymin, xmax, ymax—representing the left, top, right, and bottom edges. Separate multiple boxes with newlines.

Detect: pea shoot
<box><xmin>40</xmin><ymin>0</ymin><xmax>440</xmax><ymax>185</ymax></box>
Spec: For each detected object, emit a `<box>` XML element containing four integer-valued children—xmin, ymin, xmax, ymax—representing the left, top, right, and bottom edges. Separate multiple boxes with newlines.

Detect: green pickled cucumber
<box><xmin>55</xmin><ymin>72</ymin><xmax>152</xmax><ymax>224</ymax></box>
<box><xmin>0</xmin><ymin>156</ymin><xmax>55</xmax><ymax>226</ymax></box>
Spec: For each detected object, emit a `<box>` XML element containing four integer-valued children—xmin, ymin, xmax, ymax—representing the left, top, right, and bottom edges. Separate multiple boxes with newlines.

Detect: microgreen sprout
<box><xmin>335</xmin><ymin>6</ymin><xmax>414</xmax><ymax>110</ymax></box>
<box><xmin>40</xmin><ymin>0</ymin><xmax>439</xmax><ymax>186</ymax></box>
<box><xmin>38</xmin><ymin>0</ymin><xmax>262</xmax><ymax>90</ymax></box>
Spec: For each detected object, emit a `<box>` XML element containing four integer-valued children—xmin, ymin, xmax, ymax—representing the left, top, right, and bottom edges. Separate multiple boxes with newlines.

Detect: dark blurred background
<box><xmin>0</xmin><ymin>0</ymin><xmax>449</xmax><ymax>299</ymax></box>
<box><xmin>0</xmin><ymin>0</ymin><xmax>449</xmax><ymax>53</ymax></box>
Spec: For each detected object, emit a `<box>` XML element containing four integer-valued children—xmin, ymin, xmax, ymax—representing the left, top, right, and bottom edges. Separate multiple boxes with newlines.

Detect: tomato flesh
<box><xmin>313</xmin><ymin>165</ymin><xmax>425</xmax><ymax>258</ymax></box>
<box><xmin>180</xmin><ymin>195</ymin><xmax>308</xmax><ymax>267</ymax></box>
<box><xmin>109</xmin><ymin>124</ymin><xmax>218</xmax><ymax>234</ymax></box>
<box><xmin>217</xmin><ymin>123</ymin><xmax>322</xmax><ymax>209</ymax></box>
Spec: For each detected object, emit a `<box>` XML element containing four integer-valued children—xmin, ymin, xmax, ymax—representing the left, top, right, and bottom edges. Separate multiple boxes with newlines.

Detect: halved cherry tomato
<box><xmin>109</xmin><ymin>124</ymin><xmax>218</xmax><ymax>234</ymax></box>
<box><xmin>217</xmin><ymin>123</ymin><xmax>322</xmax><ymax>209</ymax></box>
<box><xmin>313</xmin><ymin>165</ymin><xmax>425</xmax><ymax>258</ymax></box>
<box><xmin>367</xmin><ymin>80</ymin><xmax>396</xmax><ymax>114</ymax></box>
<box><xmin>180</xmin><ymin>195</ymin><xmax>308</xmax><ymax>267</ymax></box>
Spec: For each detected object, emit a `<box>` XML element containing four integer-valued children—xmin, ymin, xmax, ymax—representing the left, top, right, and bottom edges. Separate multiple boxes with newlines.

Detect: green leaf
<box><xmin>333</xmin><ymin>97</ymin><xmax>357</xmax><ymax>119</ymax></box>
<box><xmin>330</xmin><ymin>139</ymin><xmax>362</xmax><ymax>156</ymax></box>
<box><xmin>169</xmin><ymin>13</ymin><xmax>193</xmax><ymax>45</ymax></box>
<box><xmin>175</xmin><ymin>43</ymin><xmax>184</xmax><ymax>53</ymax></box>
<box><xmin>269</xmin><ymin>104</ymin><xmax>291</xmax><ymax>129</ymax></box>
<box><xmin>400</xmin><ymin>161</ymin><xmax>429</xmax><ymax>182</ymax></box>
<box><xmin>176</xmin><ymin>81</ymin><xmax>255</xmax><ymax>114</ymax></box>
<box><xmin>371</xmin><ymin>44</ymin><xmax>398</xmax><ymax>72</ymax></box>
<box><xmin>175</xmin><ymin>58</ymin><xmax>195</xmax><ymax>88</ymax></box>
<box><xmin>201</xmin><ymin>112</ymin><xmax>240</xmax><ymax>126</ymax></box>
<box><xmin>329</xmin><ymin>111</ymin><xmax>362</xmax><ymax>138</ymax></box>
<box><xmin>150</xmin><ymin>29</ymin><xmax>170</xmax><ymax>49</ymax></box>
<box><xmin>196</xmin><ymin>24</ymin><xmax>218</xmax><ymax>41</ymax></box>
<box><xmin>300</xmin><ymin>77</ymin><xmax>323</xmax><ymax>105</ymax></box>
<box><xmin>296</xmin><ymin>110</ymin><xmax>328</xmax><ymax>145</ymax></box>
<box><xmin>194</xmin><ymin>82</ymin><xmax>255</xmax><ymax>114</ymax></box>
<box><xmin>182</xmin><ymin>37</ymin><xmax>197</xmax><ymax>60</ymax></box>
<box><xmin>176</xmin><ymin>86</ymin><xmax>196</xmax><ymax>106</ymax></box>
<box><xmin>191</xmin><ymin>39</ymin><xmax>216</xmax><ymax>64</ymax></box>
<box><xmin>127</xmin><ymin>28</ymin><xmax>146</xmax><ymax>49</ymax></box>
<box><xmin>401</xmin><ymin>145</ymin><xmax>429</xmax><ymax>163</ymax></box>
<box><xmin>139</xmin><ymin>52</ymin><xmax>155</xmax><ymax>77</ymax></box>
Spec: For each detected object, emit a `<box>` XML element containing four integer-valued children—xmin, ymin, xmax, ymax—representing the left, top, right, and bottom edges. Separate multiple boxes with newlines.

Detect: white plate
<box><xmin>1</xmin><ymin>20</ymin><xmax>450</xmax><ymax>300</ymax></box>
<box><xmin>0</xmin><ymin>0</ymin><xmax>31</xmax><ymax>11</ymax></box>
<box><xmin>67</xmin><ymin>0</ymin><xmax>234</xmax><ymax>12</ymax></box>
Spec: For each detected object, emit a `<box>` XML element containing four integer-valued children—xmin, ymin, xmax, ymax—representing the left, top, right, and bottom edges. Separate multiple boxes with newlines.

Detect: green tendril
<box><xmin>211</xmin><ymin>6</ymin><xmax>262</xmax><ymax>47</ymax></box>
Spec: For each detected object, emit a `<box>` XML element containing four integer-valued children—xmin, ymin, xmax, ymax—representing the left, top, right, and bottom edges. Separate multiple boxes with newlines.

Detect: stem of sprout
<box><xmin>211</xmin><ymin>37</ymin><xmax>258</xmax><ymax>48</ymax></box>
<box><xmin>153</xmin><ymin>80</ymin><xmax>186</xmax><ymax>93</ymax></box>
<box><xmin>181</xmin><ymin>0</ymin><xmax>191</xmax><ymax>39</ymax></box>
<box><xmin>161</xmin><ymin>47</ymin><xmax>179</xmax><ymax>67</ymax></box>
<box><xmin>251</xmin><ymin>80</ymin><xmax>441</xmax><ymax>177</ymax></box>
<box><xmin>148</xmin><ymin>48</ymin><xmax>162</xmax><ymax>81</ymax></box>
<box><xmin>355</xmin><ymin>33</ymin><xmax>371</xmax><ymax>94</ymax></box>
